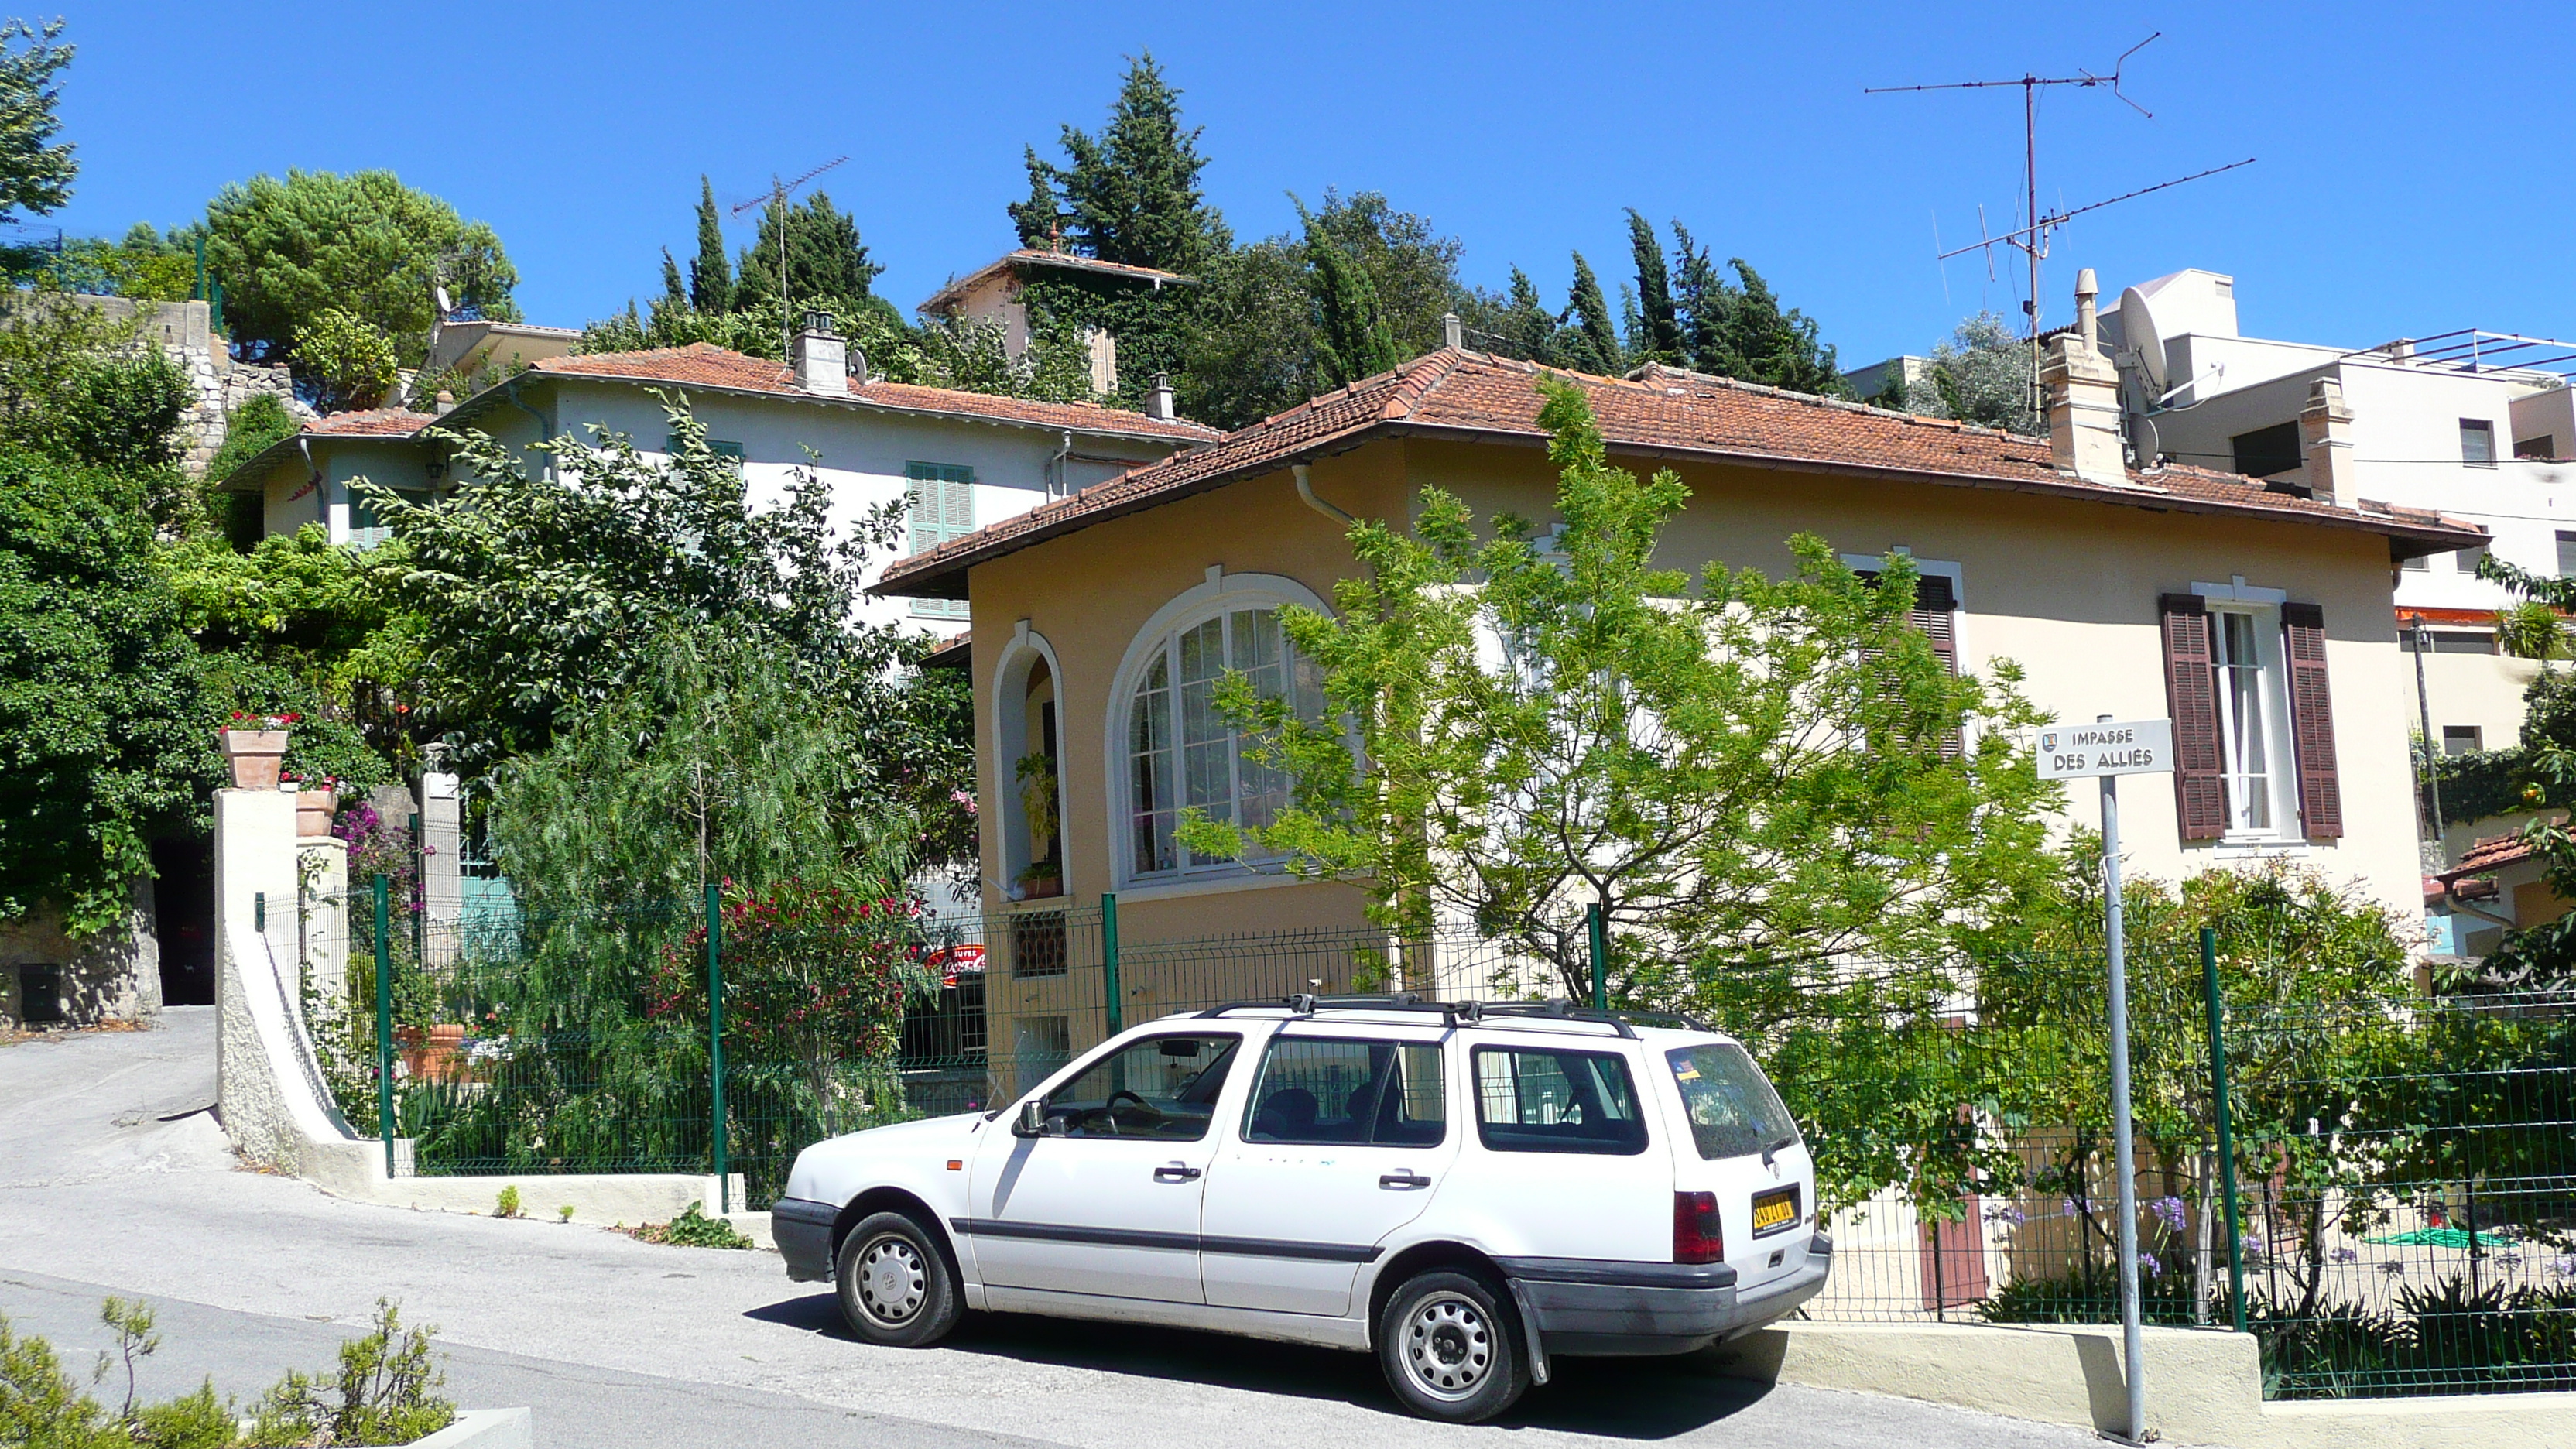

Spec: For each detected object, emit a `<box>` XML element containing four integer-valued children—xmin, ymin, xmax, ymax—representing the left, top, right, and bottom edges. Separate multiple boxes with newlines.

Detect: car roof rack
<box><xmin>1191</xmin><ymin>995</ymin><xmax>1685</xmax><ymax>1041</ymax></box>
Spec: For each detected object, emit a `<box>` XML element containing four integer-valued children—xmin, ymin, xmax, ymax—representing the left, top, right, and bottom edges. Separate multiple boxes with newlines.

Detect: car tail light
<box><xmin>1673</xmin><ymin>1190</ymin><xmax>1723</xmax><ymax>1263</ymax></box>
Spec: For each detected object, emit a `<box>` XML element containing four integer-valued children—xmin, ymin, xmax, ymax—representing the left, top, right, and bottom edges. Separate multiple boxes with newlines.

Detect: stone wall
<box><xmin>0</xmin><ymin>880</ymin><xmax>162</xmax><ymax>1028</ymax></box>
<box><xmin>61</xmin><ymin>295</ymin><xmax>312</xmax><ymax>478</ymax></box>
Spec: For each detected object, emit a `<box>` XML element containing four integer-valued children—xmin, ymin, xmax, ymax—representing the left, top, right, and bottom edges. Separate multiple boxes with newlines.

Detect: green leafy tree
<box><xmin>1558</xmin><ymin>252</ymin><xmax>1622</xmax><ymax>374</ymax></box>
<box><xmin>0</xmin><ymin>18</ymin><xmax>74</xmax><ymax>223</ymax></box>
<box><xmin>203</xmin><ymin>169</ymin><xmax>519</xmax><ymax>365</ymax></box>
<box><xmin>204</xmin><ymin>393</ymin><xmax>299</xmax><ymax>486</ymax></box>
<box><xmin>1905</xmin><ymin>311</ymin><xmax>2040</xmax><ymax>435</ymax></box>
<box><xmin>361</xmin><ymin>401</ymin><xmax>973</xmax><ymax>865</ymax></box>
<box><xmin>291</xmin><ymin>307</ymin><xmax>399</xmax><ymax>413</ymax></box>
<box><xmin>0</xmin><ymin>451</ymin><xmax>214</xmax><ymax>936</ymax></box>
<box><xmin>1625</xmin><ymin>210</ymin><xmax>1682</xmax><ymax>365</ymax></box>
<box><xmin>1181</xmin><ymin>377</ymin><xmax>2057</xmax><ymax>996</ymax></box>
<box><xmin>689</xmin><ymin>175</ymin><xmax>731</xmax><ymax>315</ymax></box>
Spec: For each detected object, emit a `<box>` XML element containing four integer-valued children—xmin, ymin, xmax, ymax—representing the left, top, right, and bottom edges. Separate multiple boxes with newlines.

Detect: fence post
<box><xmin>706</xmin><ymin>883</ymin><xmax>728</xmax><ymax>1214</ymax></box>
<box><xmin>2201</xmin><ymin>926</ymin><xmax>2247</xmax><ymax>1334</ymax></box>
<box><xmin>254</xmin><ymin>891</ymin><xmax>265</xmax><ymax>933</ymax></box>
<box><xmin>1101</xmin><ymin>893</ymin><xmax>1122</xmax><ymax>1034</ymax></box>
<box><xmin>373</xmin><ymin>873</ymin><xmax>393</xmax><ymax>1177</ymax></box>
<box><xmin>1586</xmin><ymin>902</ymin><xmax>1608</xmax><ymax>1011</ymax></box>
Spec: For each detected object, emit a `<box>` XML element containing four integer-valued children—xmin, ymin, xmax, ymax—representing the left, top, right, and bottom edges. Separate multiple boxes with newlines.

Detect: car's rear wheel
<box><xmin>835</xmin><ymin>1211</ymin><xmax>961</xmax><ymax>1347</ymax></box>
<box><xmin>1375</xmin><ymin>1269</ymin><xmax>1530</xmax><ymax>1422</ymax></box>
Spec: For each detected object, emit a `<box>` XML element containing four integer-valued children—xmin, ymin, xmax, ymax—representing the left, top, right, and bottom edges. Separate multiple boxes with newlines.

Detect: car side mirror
<box><xmin>1015</xmin><ymin>1099</ymin><xmax>1046</xmax><ymax>1137</ymax></box>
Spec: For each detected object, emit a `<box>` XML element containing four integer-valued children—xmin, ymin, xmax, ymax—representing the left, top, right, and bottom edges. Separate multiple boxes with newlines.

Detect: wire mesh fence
<box><xmin>283</xmin><ymin>875</ymin><xmax>2576</xmax><ymax>1397</ymax></box>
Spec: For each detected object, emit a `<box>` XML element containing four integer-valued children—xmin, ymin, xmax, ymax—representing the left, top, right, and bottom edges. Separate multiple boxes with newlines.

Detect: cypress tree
<box><xmin>1721</xmin><ymin>258</ymin><xmax>1846</xmax><ymax>396</ymax></box>
<box><xmin>1007</xmin><ymin>147</ymin><xmax>1063</xmax><ymax>250</ymax></box>
<box><xmin>1299</xmin><ymin>200</ymin><xmax>1399</xmax><ymax>388</ymax></box>
<box><xmin>1051</xmin><ymin>53</ymin><xmax>1225</xmax><ymax>272</ymax></box>
<box><xmin>658</xmin><ymin>248</ymin><xmax>688</xmax><ymax>312</ymax></box>
<box><xmin>735</xmin><ymin>192</ymin><xmax>883</xmax><ymax>316</ymax></box>
<box><xmin>690</xmin><ymin>176</ymin><xmax>732</xmax><ymax>315</ymax></box>
<box><xmin>1625</xmin><ymin>209</ymin><xmax>1683</xmax><ymax>364</ymax></box>
<box><xmin>1560</xmin><ymin>252</ymin><xmax>1622</xmax><ymax>375</ymax></box>
<box><xmin>1496</xmin><ymin>267</ymin><xmax>1558</xmax><ymax>364</ymax></box>
<box><xmin>1670</xmin><ymin>222</ymin><xmax>1733</xmax><ymax>375</ymax></box>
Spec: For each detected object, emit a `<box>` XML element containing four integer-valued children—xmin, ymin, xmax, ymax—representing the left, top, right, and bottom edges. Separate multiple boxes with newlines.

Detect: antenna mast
<box><xmin>732</xmin><ymin>156</ymin><xmax>850</xmax><ymax>363</ymax></box>
<box><xmin>1869</xmin><ymin>33</ymin><xmax>2171</xmax><ymax>407</ymax></box>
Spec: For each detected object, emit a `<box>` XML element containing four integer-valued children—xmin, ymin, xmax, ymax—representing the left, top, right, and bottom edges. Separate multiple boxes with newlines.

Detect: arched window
<box><xmin>1121</xmin><ymin>599</ymin><xmax>1324</xmax><ymax>883</ymax></box>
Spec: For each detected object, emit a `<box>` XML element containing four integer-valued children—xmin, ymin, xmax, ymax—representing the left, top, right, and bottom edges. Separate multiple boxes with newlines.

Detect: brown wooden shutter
<box><xmin>2281</xmin><ymin>602</ymin><xmax>2343</xmax><ymax>838</ymax></box>
<box><xmin>1910</xmin><ymin>573</ymin><xmax>1959</xmax><ymax>675</ymax></box>
<box><xmin>2160</xmin><ymin>594</ymin><xmax>2227</xmax><ymax>841</ymax></box>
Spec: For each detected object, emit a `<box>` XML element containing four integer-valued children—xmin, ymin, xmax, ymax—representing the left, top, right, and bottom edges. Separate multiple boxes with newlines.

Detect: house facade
<box><xmin>218</xmin><ymin>326</ymin><xmax>1218</xmax><ymax>634</ymax></box>
<box><xmin>917</xmin><ymin>248</ymin><xmax>1190</xmax><ymax>396</ymax></box>
<box><xmin>875</xmin><ymin>286</ymin><xmax>2482</xmax><ymax>1067</ymax></box>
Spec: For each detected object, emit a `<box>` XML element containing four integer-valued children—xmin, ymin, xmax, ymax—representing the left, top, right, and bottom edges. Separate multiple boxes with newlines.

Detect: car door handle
<box><xmin>1153</xmin><ymin>1163</ymin><xmax>1202</xmax><ymax>1183</ymax></box>
<box><xmin>1379</xmin><ymin>1170</ymin><xmax>1432</xmax><ymax>1190</ymax></box>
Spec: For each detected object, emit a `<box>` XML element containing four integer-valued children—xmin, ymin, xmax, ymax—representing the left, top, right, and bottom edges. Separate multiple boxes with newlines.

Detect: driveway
<box><xmin>0</xmin><ymin>1010</ymin><xmax>2103</xmax><ymax>1449</ymax></box>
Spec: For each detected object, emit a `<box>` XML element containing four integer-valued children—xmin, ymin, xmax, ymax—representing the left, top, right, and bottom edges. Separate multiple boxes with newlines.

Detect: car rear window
<box><xmin>1471</xmin><ymin>1046</ymin><xmax>1647</xmax><ymax>1155</ymax></box>
<box><xmin>1665</xmin><ymin>1043</ymin><xmax>1800</xmax><ymax>1161</ymax></box>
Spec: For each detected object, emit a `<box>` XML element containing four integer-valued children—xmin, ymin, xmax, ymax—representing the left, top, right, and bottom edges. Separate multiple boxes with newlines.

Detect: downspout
<box><xmin>2443</xmin><ymin>885</ymin><xmax>2513</xmax><ymax>932</ymax></box>
<box><xmin>504</xmin><ymin>375</ymin><xmax>552</xmax><ymax>478</ymax></box>
<box><xmin>1050</xmin><ymin>430</ymin><xmax>1073</xmax><ymax>498</ymax></box>
<box><xmin>295</xmin><ymin>434</ymin><xmax>323</xmax><ymax>533</ymax></box>
<box><xmin>1293</xmin><ymin>463</ymin><xmax>1354</xmax><ymax>526</ymax></box>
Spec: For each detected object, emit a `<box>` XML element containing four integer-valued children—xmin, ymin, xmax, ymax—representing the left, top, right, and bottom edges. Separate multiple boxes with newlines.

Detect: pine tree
<box><xmin>1007</xmin><ymin>147</ymin><xmax>1063</xmax><ymax>250</ymax></box>
<box><xmin>1050</xmin><ymin>53</ymin><xmax>1225</xmax><ymax>272</ymax></box>
<box><xmin>734</xmin><ymin>191</ymin><xmax>884</xmax><ymax>317</ymax></box>
<box><xmin>1299</xmin><ymin>200</ymin><xmax>1399</xmax><ymax>388</ymax></box>
<box><xmin>1560</xmin><ymin>252</ymin><xmax>1622</xmax><ymax>375</ymax></box>
<box><xmin>1626</xmin><ymin>210</ymin><xmax>1683</xmax><ymax>365</ymax></box>
<box><xmin>690</xmin><ymin>176</ymin><xmax>732</xmax><ymax>315</ymax></box>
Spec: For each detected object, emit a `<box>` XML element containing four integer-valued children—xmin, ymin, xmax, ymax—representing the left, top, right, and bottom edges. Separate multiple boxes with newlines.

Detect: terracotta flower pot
<box><xmin>295</xmin><ymin>788</ymin><xmax>340</xmax><ymax>838</ymax></box>
<box><xmin>221</xmin><ymin>728</ymin><xmax>289</xmax><ymax>790</ymax></box>
<box><xmin>1020</xmin><ymin>875</ymin><xmax>1062</xmax><ymax>900</ymax></box>
<box><xmin>397</xmin><ymin>1023</ymin><xmax>470</xmax><ymax>1084</ymax></box>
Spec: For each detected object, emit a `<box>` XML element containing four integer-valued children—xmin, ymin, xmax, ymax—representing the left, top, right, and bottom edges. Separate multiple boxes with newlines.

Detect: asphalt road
<box><xmin>0</xmin><ymin>1010</ymin><xmax>2105</xmax><ymax>1449</ymax></box>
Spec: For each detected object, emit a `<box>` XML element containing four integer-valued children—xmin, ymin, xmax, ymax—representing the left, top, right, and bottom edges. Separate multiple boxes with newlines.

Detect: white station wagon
<box><xmin>773</xmin><ymin>995</ymin><xmax>1829</xmax><ymax>1421</ymax></box>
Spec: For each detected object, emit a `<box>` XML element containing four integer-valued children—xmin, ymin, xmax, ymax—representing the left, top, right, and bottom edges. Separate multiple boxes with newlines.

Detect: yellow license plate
<box><xmin>1751</xmin><ymin>1186</ymin><xmax>1800</xmax><ymax>1238</ymax></box>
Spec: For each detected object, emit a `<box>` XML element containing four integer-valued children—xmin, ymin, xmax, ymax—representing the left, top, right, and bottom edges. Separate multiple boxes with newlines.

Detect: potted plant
<box><xmin>219</xmin><ymin>711</ymin><xmax>299</xmax><ymax>790</ymax></box>
<box><xmin>1015</xmin><ymin>859</ymin><xmax>1064</xmax><ymax>901</ymax></box>
<box><xmin>289</xmin><ymin>772</ymin><xmax>345</xmax><ymax>838</ymax></box>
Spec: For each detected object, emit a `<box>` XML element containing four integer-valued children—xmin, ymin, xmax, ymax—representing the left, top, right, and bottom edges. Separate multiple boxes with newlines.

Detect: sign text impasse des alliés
<box><xmin>2034</xmin><ymin>718</ymin><xmax>2175</xmax><ymax>780</ymax></box>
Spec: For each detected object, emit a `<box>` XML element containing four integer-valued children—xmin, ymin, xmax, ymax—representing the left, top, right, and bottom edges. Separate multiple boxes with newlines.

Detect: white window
<box><xmin>1123</xmin><ymin>605</ymin><xmax>1322</xmax><ymax>882</ymax></box>
<box><xmin>2461</xmin><ymin>419</ymin><xmax>2496</xmax><ymax>464</ymax></box>
<box><xmin>2197</xmin><ymin>588</ymin><xmax>2302</xmax><ymax>841</ymax></box>
<box><xmin>907</xmin><ymin>462</ymin><xmax>975</xmax><ymax>620</ymax></box>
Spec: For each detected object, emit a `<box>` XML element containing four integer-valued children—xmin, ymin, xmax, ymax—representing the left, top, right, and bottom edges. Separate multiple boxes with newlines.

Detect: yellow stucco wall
<box><xmin>963</xmin><ymin>437</ymin><xmax>2427</xmax><ymax>964</ymax></box>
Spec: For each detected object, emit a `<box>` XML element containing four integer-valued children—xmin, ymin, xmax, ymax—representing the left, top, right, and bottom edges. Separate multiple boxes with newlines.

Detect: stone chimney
<box><xmin>793</xmin><ymin>309</ymin><xmax>846</xmax><ymax>396</ymax></box>
<box><xmin>2299</xmin><ymin>375</ymin><xmax>2355</xmax><ymax>507</ymax></box>
<box><xmin>1146</xmin><ymin>372</ymin><xmax>1176</xmax><ymax>421</ymax></box>
<box><xmin>1443</xmin><ymin>311</ymin><xmax>1464</xmax><ymax>349</ymax></box>
<box><xmin>432</xmin><ymin>389</ymin><xmax>456</xmax><ymax>416</ymax></box>
<box><xmin>2042</xmin><ymin>268</ymin><xmax>2126</xmax><ymax>486</ymax></box>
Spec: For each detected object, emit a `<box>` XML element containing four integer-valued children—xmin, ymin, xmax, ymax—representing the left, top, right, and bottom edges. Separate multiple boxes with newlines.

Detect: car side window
<box><xmin>1039</xmin><ymin>1033</ymin><xmax>1239</xmax><ymax>1142</ymax></box>
<box><xmin>1472</xmin><ymin>1045</ymin><xmax>1648</xmax><ymax>1155</ymax></box>
<box><xmin>1242</xmin><ymin>1036</ymin><xmax>1447</xmax><ymax>1147</ymax></box>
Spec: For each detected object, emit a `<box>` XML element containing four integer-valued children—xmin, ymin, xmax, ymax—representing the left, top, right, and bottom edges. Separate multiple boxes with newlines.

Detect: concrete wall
<box><xmin>961</xmin><ymin>433</ymin><xmax>2428</xmax><ymax>1009</ymax></box>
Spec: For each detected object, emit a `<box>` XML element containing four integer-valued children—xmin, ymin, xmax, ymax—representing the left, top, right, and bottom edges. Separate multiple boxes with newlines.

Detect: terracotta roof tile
<box><xmin>526</xmin><ymin>344</ymin><xmax>1221</xmax><ymax>443</ymax></box>
<box><xmin>875</xmin><ymin>349</ymin><xmax>2490</xmax><ymax>598</ymax></box>
<box><xmin>2441</xmin><ymin>824</ymin><xmax>2558</xmax><ymax>882</ymax></box>
<box><xmin>303</xmin><ymin>407</ymin><xmax>441</xmax><ymax>437</ymax></box>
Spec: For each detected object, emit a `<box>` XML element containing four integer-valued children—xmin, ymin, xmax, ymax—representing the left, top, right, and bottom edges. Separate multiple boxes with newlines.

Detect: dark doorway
<box><xmin>152</xmin><ymin>835</ymin><xmax>214</xmax><ymax>1005</ymax></box>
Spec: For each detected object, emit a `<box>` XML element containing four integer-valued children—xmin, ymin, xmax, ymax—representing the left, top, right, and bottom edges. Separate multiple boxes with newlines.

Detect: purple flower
<box><xmin>2150</xmin><ymin>1196</ymin><xmax>2187</xmax><ymax>1233</ymax></box>
<box><xmin>2331</xmin><ymin>1247</ymin><xmax>2358</xmax><ymax>1265</ymax></box>
<box><xmin>1985</xmin><ymin>1204</ymin><xmax>2029</xmax><ymax>1226</ymax></box>
<box><xmin>2549</xmin><ymin>1255</ymin><xmax>2576</xmax><ymax>1279</ymax></box>
<box><xmin>2380</xmin><ymin>1261</ymin><xmax>2407</xmax><ymax>1278</ymax></box>
<box><xmin>2136</xmin><ymin>1252</ymin><xmax>2163</xmax><ymax>1278</ymax></box>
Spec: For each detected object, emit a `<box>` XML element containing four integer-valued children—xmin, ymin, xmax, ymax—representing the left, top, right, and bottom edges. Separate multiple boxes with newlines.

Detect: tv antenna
<box><xmin>1869</xmin><ymin>34</ymin><xmax>2251</xmax><ymax>405</ymax></box>
<box><xmin>731</xmin><ymin>156</ymin><xmax>849</xmax><ymax>362</ymax></box>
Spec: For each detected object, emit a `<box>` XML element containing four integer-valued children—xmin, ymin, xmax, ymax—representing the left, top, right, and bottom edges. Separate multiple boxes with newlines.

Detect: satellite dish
<box><xmin>432</xmin><ymin>284</ymin><xmax>454</xmax><ymax>318</ymax></box>
<box><xmin>2121</xmin><ymin>285</ymin><xmax>2167</xmax><ymax>394</ymax></box>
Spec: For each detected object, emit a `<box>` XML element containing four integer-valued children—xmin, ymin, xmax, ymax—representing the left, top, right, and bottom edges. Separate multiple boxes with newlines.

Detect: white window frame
<box><xmin>2192</xmin><ymin>578</ymin><xmax>2302</xmax><ymax>844</ymax></box>
<box><xmin>1105</xmin><ymin>569</ymin><xmax>1332</xmax><ymax>896</ymax></box>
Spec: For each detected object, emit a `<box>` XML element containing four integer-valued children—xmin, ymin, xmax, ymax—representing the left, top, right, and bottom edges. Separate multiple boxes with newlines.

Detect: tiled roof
<box><xmin>2441</xmin><ymin>825</ymin><xmax>2557</xmax><ymax>882</ymax></box>
<box><xmin>523</xmin><ymin>344</ymin><xmax>1219</xmax><ymax>443</ymax></box>
<box><xmin>875</xmin><ymin>348</ymin><xmax>2491</xmax><ymax>598</ymax></box>
<box><xmin>920</xmin><ymin>629</ymin><xmax>971</xmax><ymax>670</ymax></box>
<box><xmin>304</xmin><ymin>407</ymin><xmax>441</xmax><ymax>437</ymax></box>
<box><xmin>920</xmin><ymin>248</ymin><xmax>1193</xmax><ymax>313</ymax></box>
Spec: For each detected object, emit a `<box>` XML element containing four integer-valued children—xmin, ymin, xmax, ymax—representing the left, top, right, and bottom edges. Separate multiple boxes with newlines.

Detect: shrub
<box><xmin>206</xmin><ymin>392</ymin><xmax>300</xmax><ymax>485</ymax></box>
<box><xmin>293</xmin><ymin>308</ymin><xmax>398</xmax><ymax>413</ymax></box>
<box><xmin>629</xmin><ymin>1202</ymin><xmax>753</xmax><ymax>1249</ymax></box>
<box><xmin>247</xmin><ymin>1299</ymin><xmax>454</xmax><ymax>1447</ymax></box>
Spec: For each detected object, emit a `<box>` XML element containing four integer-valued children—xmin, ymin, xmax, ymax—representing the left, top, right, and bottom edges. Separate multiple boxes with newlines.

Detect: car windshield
<box><xmin>1665</xmin><ymin>1042</ymin><xmax>1801</xmax><ymax>1161</ymax></box>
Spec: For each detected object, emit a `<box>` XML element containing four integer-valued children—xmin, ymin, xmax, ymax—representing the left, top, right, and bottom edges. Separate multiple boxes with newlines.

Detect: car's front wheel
<box><xmin>1375</xmin><ymin>1269</ymin><xmax>1530</xmax><ymax>1422</ymax></box>
<box><xmin>834</xmin><ymin>1211</ymin><xmax>962</xmax><ymax>1347</ymax></box>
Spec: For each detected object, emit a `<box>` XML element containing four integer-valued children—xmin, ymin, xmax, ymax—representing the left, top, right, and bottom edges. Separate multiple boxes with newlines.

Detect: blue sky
<box><xmin>50</xmin><ymin>2</ymin><xmax>2576</xmax><ymax>369</ymax></box>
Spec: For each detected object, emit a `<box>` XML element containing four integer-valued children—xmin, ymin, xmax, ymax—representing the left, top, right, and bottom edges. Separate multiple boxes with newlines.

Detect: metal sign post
<box><xmin>2036</xmin><ymin>715</ymin><xmax>2173</xmax><ymax>1445</ymax></box>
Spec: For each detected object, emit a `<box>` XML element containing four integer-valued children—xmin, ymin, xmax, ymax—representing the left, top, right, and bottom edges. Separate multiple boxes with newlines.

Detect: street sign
<box><xmin>2035</xmin><ymin>718</ymin><xmax>2174</xmax><ymax>780</ymax></box>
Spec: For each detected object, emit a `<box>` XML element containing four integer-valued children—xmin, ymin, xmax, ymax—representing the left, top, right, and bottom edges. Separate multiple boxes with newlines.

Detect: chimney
<box><xmin>2299</xmin><ymin>375</ymin><xmax>2355</xmax><ymax>507</ymax></box>
<box><xmin>1146</xmin><ymin>372</ymin><xmax>1175</xmax><ymax>421</ymax></box>
<box><xmin>2042</xmin><ymin>268</ymin><xmax>2126</xmax><ymax>487</ymax></box>
<box><xmin>1442</xmin><ymin>311</ymin><xmax>1463</xmax><ymax>350</ymax></box>
<box><xmin>793</xmin><ymin>308</ymin><xmax>846</xmax><ymax>396</ymax></box>
<box><xmin>433</xmin><ymin>389</ymin><xmax>456</xmax><ymax>416</ymax></box>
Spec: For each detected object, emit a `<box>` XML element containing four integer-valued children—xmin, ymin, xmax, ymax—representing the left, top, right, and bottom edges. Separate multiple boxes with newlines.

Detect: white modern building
<box><xmin>2095</xmin><ymin>270</ymin><xmax>2571</xmax><ymax>769</ymax></box>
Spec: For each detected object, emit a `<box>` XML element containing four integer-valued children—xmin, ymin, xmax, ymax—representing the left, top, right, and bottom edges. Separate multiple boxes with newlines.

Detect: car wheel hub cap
<box><xmin>856</xmin><ymin>1236</ymin><xmax>927</xmax><ymax>1324</ymax></box>
<box><xmin>1403</xmin><ymin>1293</ymin><xmax>1492</xmax><ymax>1400</ymax></box>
